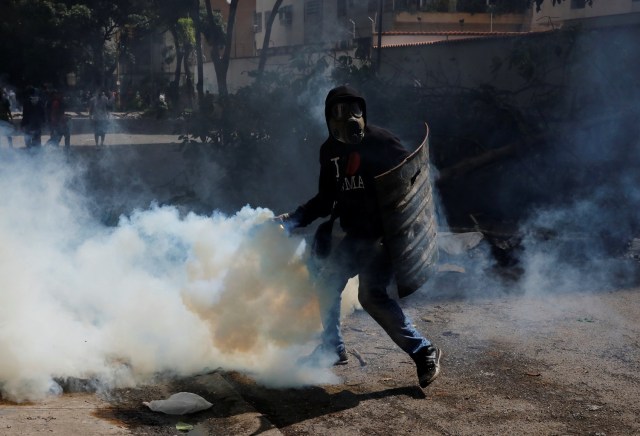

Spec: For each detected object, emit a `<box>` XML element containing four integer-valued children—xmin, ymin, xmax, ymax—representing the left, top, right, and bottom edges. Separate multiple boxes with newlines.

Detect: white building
<box><xmin>253</xmin><ymin>0</ymin><xmax>374</xmax><ymax>54</ymax></box>
<box><xmin>532</xmin><ymin>0</ymin><xmax>640</xmax><ymax>30</ymax></box>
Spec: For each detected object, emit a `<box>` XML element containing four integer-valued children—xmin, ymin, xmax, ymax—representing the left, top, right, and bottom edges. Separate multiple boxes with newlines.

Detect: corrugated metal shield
<box><xmin>375</xmin><ymin>124</ymin><xmax>438</xmax><ymax>298</ymax></box>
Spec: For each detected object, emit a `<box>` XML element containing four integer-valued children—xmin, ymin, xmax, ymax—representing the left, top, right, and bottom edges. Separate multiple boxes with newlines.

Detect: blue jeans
<box><xmin>310</xmin><ymin>234</ymin><xmax>431</xmax><ymax>357</ymax></box>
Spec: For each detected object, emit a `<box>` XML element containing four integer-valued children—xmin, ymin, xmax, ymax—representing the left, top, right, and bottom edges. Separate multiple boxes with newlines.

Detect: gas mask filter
<box><xmin>329</xmin><ymin>101</ymin><xmax>365</xmax><ymax>144</ymax></box>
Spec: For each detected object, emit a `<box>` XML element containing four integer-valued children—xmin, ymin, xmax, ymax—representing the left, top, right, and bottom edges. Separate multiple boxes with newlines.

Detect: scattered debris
<box><xmin>626</xmin><ymin>238</ymin><xmax>640</xmax><ymax>261</ymax></box>
<box><xmin>143</xmin><ymin>392</ymin><xmax>213</xmax><ymax>415</ymax></box>
<box><xmin>437</xmin><ymin>263</ymin><xmax>466</xmax><ymax>273</ymax></box>
<box><xmin>176</xmin><ymin>422</ymin><xmax>194</xmax><ymax>431</ymax></box>
<box><xmin>349</xmin><ymin>348</ymin><xmax>368</xmax><ymax>366</ymax></box>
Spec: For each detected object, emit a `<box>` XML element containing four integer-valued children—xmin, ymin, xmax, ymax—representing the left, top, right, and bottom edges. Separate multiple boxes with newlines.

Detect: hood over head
<box><xmin>324</xmin><ymin>85</ymin><xmax>367</xmax><ymax>144</ymax></box>
<box><xmin>325</xmin><ymin>85</ymin><xmax>367</xmax><ymax>126</ymax></box>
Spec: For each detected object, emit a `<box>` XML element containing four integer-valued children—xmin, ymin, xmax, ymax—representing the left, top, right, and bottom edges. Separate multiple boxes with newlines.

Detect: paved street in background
<box><xmin>3</xmin><ymin>132</ymin><xmax>180</xmax><ymax>149</ymax></box>
<box><xmin>2</xmin><ymin>112</ymin><xmax>180</xmax><ymax>149</ymax></box>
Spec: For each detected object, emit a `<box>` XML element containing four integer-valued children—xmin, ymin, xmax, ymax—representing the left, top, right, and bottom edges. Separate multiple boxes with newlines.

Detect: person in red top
<box><xmin>277</xmin><ymin>85</ymin><xmax>441</xmax><ymax>388</ymax></box>
<box><xmin>46</xmin><ymin>90</ymin><xmax>70</xmax><ymax>147</ymax></box>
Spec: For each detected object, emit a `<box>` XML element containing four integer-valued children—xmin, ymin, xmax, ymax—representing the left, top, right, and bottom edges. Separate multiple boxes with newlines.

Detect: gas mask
<box><xmin>328</xmin><ymin>101</ymin><xmax>365</xmax><ymax>144</ymax></box>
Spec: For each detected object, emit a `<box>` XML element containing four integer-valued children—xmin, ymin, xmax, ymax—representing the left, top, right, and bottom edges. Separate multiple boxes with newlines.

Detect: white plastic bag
<box><xmin>143</xmin><ymin>392</ymin><xmax>213</xmax><ymax>415</ymax></box>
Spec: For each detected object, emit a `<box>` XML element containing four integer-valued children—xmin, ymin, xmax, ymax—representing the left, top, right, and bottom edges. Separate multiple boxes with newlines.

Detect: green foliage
<box><xmin>0</xmin><ymin>0</ymin><xmax>154</xmax><ymax>89</ymax></box>
<box><xmin>177</xmin><ymin>18</ymin><xmax>196</xmax><ymax>46</ymax></box>
<box><xmin>185</xmin><ymin>47</ymin><xmax>335</xmax><ymax>146</ymax></box>
<box><xmin>200</xmin><ymin>9</ymin><xmax>226</xmax><ymax>47</ymax></box>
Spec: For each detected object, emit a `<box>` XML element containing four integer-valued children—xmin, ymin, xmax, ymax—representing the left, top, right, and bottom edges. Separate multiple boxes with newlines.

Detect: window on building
<box><xmin>338</xmin><ymin>0</ymin><xmax>347</xmax><ymax>18</ymax></box>
<box><xmin>571</xmin><ymin>0</ymin><xmax>587</xmax><ymax>8</ymax></box>
<box><xmin>279</xmin><ymin>5</ymin><xmax>293</xmax><ymax>25</ymax></box>
<box><xmin>253</xmin><ymin>12</ymin><xmax>262</xmax><ymax>33</ymax></box>
<box><xmin>305</xmin><ymin>0</ymin><xmax>321</xmax><ymax>21</ymax></box>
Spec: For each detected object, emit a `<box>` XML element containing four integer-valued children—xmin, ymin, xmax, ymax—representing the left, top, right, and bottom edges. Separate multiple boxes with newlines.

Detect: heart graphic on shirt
<box><xmin>345</xmin><ymin>152</ymin><xmax>361</xmax><ymax>176</ymax></box>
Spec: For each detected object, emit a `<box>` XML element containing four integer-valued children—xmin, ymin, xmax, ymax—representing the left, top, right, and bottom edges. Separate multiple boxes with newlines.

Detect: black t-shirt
<box><xmin>293</xmin><ymin>124</ymin><xmax>409</xmax><ymax>238</ymax></box>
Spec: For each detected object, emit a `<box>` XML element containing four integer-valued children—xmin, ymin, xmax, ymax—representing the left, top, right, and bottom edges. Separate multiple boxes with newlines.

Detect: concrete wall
<box><xmin>379</xmin><ymin>36</ymin><xmax>527</xmax><ymax>91</ymax></box>
<box><xmin>201</xmin><ymin>58</ymin><xmax>259</xmax><ymax>94</ymax></box>
<box><xmin>394</xmin><ymin>11</ymin><xmax>529</xmax><ymax>32</ymax></box>
<box><xmin>380</xmin><ymin>33</ymin><xmax>503</xmax><ymax>46</ymax></box>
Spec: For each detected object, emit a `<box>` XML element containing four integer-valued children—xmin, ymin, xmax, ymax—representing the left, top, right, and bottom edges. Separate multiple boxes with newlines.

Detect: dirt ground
<box><xmin>4</xmin><ymin>271</ymin><xmax>637</xmax><ymax>436</ymax></box>
<box><xmin>219</xmin><ymin>279</ymin><xmax>640</xmax><ymax>436</ymax></box>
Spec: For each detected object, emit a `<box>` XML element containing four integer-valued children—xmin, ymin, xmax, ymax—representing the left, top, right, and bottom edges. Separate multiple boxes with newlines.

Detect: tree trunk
<box><xmin>204</xmin><ymin>0</ymin><xmax>239</xmax><ymax>98</ymax></box>
<box><xmin>256</xmin><ymin>0</ymin><xmax>283</xmax><ymax>83</ymax></box>
<box><xmin>170</xmin><ymin>28</ymin><xmax>184</xmax><ymax>110</ymax></box>
<box><xmin>193</xmin><ymin>0</ymin><xmax>204</xmax><ymax>107</ymax></box>
<box><xmin>183</xmin><ymin>43</ymin><xmax>194</xmax><ymax>109</ymax></box>
<box><xmin>204</xmin><ymin>0</ymin><xmax>239</xmax><ymax>145</ymax></box>
<box><xmin>92</xmin><ymin>40</ymin><xmax>106</xmax><ymax>90</ymax></box>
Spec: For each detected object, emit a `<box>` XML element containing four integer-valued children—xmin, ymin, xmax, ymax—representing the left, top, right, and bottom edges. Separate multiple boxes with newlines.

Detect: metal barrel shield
<box><xmin>375</xmin><ymin>124</ymin><xmax>438</xmax><ymax>298</ymax></box>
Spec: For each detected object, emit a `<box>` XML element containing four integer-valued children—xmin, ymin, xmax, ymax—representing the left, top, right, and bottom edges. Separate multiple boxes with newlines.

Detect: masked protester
<box><xmin>276</xmin><ymin>85</ymin><xmax>441</xmax><ymax>388</ymax></box>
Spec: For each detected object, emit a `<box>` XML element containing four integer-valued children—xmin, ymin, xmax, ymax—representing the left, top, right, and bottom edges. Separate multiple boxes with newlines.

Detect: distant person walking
<box><xmin>8</xmin><ymin>88</ymin><xmax>18</xmax><ymax>112</ymax></box>
<box><xmin>0</xmin><ymin>89</ymin><xmax>14</xmax><ymax>147</ymax></box>
<box><xmin>89</xmin><ymin>91</ymin><xmax>110</xmax><ymax>146</ymax></box>
<box><xmin>20</xmin><ymin>87</ymin><xmax>46</xmax><ymax>148</ymax></box>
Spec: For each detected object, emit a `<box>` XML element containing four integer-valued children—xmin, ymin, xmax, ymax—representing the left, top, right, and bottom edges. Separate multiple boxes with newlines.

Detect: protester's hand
<box><xmin>274</xmin><ymin>212</ymin><xmax>290</xmax><ymax>223</ymax></box>
<box><xmin>274</xmin><ymin>212</ymin><xmax>296</xmax><ymax>233</ymax></box>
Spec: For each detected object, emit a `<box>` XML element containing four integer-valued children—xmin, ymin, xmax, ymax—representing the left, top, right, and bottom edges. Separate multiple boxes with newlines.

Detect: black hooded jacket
<box><xmin>290</xmin><ymin>86</ymin><xmax>409</xmax><ymax>238</ymax></box>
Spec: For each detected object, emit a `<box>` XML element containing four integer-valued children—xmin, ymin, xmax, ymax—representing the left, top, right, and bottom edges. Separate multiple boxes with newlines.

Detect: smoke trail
<box><xmin>0</xmin><ymin>149</ymin><xmax>343</xmax><ymax>403</ymax></box>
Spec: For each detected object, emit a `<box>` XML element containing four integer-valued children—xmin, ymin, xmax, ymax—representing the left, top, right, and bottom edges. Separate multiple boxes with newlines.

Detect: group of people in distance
<box><xmin>0</xmin><ymin>86</ymin><xmax>112</xmax><ymax>149</ymax></box>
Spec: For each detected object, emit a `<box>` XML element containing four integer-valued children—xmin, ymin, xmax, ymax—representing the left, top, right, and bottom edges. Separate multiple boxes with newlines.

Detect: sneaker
<box><xmin>413</xmin><ymin>346</ymin><xmax>442</xmax><ymax>388</ymax></box>
<box><xmin>335</xmin><ymin>348</ymin><xmax>349</xmax><ymax>366</ymax></box>
<box><xmin>298</xmin><ymin>344</ymin><xmax>348</xmax><ymax>367</ymax></box>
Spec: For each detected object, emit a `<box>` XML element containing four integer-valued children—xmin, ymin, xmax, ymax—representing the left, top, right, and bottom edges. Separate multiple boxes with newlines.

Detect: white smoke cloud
<box><xmin>0</xmin><ymin>149</ymin><xmax>349</xmax><ymax>403</ymax></box>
